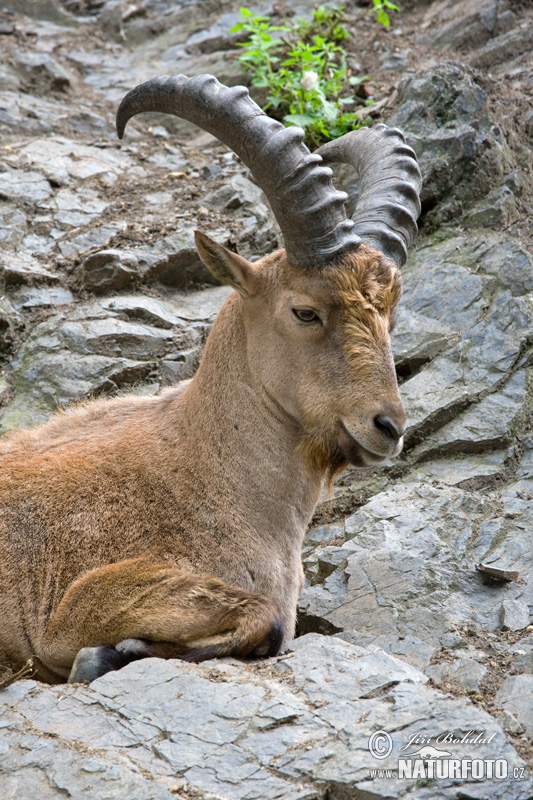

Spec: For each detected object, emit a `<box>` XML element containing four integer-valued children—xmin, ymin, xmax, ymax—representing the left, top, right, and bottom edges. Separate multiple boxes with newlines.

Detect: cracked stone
<box><xmin>141</xmin><ymin>227</ymin><xmax>226</xmax><ymax>288</ymax></box>
<box><xmin>389</xmin><ymin>63</ymin><xmax>502</xmax><ymax>226</ymax></box>
<box><xmin>466</xmin><ymin>185</ymin><xmax>519</xmax><ymax>229</ymax></box>
<box><xmin>0</xmin><ymin>168</ymin><xmax>53</xmax><ymax>204</ymax></box>
<box><xmin>78</xmin><ymin>249</ymin><xmax>146</xmax><ymax>294</ymax></box>
<box><xmin>0</xmin><ymin>635</ymin><xmax>529</xmax><ymax>799</ymax></box>
<box><xmin>4</xmin><ymin>136</ymin><xmax>143</xmax><ymax>186</ymax></box>
<box><xmin>11</xmin><ymin>286</ymin><xmax>74</xmax><ymax>309</ymax></box>
<box><xmin>495</xmin><ymin>675</ymin><xmax>533</xmax><ymax>738</ymax></box>
<box><xmin>15</xmin><ymin>52</ymin><xmax>75</xmax><ymax>95</ymax></box>
<box><xmin>426</xmin><ymin>657</ymin><xmax>487</xmax><ymax>691</ymax></box>
<box><xmin>404</xmin><ymin>451</ymin><xmax>507</xmax><ymax>488</ymax></box>
<box><xmin>0</xmin><ymin>252</ymin><xmax>60</xmax><ymax>286</ymax></box>
<box><xmin>500</xmin><ymin>598</ymin><xmax>531</xmax><ymax>632</ymax></box>
<box><xmin>410</xmin><ymin>369</ymin><xmax>528</xmax><ymax>460</ymax></box>
<box><xmin>299</xmin><ymin>481</ymin><xmax>533</xmax><ymax>670</ymax></box>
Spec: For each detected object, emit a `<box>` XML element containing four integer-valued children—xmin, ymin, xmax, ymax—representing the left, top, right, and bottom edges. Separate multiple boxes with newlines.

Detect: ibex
<box><xmin>0</xmin><ymin>75</ymin><xmax>421</xmax><ymax>684</ymax></box>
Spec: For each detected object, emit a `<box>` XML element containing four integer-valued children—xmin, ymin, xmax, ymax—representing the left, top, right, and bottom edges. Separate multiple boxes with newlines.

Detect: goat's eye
<box><xmin>293</xmin><ymin>308</ymin><xmax>320</xmax><ymax>324</ymax></box>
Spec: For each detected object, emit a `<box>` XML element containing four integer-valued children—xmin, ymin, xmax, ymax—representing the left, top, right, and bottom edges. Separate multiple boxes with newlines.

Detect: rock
<box><xmin>0</xmin><ymin>204</ymin><xmax>27</xmax><ymax>249</ymax></box>
<box><xmin>62</xmin><ymin>109</ymin><xmax>116</xmax><ymax>138</ymax></box>
<box><xmin>404</xmin><ymin>451</ymin><xmax>507</xmax><ymax>488</ymax></box>
<box><xmin>58</xmin><ymin>224</ymin><xmax>127</xmax><ymax>259</ymax></box>
<box><xmin>412</xmin><ymin>231</ymin><xmax>533</xmax><ymax>297</ymax></box>
<box><xmin>380</xmin><ymin>49</ymin><xmax>410</xmax><ymax>71</ymax></box>
<box><xmin>101</xmin><ymin>289</ymin><xmax>229</xmax><ymax>327</ymax></box>
<box><xmin>398</xmin><ymin>238</ymin><xmax>533</xmax><ymax>444</ymax></box>
<box><xmin>101</xmin><ymin>295</ymin><xmax>185</xmax><ymax>329</ymax></box>
<box><xmin>466</xmin><ymin>185</ymin><xmax>519</xmax><ymax>229</ymax></box>
<box><xmin>469</xmin><ymin>23</ymin><xmax>533</xmax><ymax>69</ymax></box>
<box><xmin>78</xmin><ymin>249</ymin><xmax>144</xmax><ymax>293</ymax></box>
<box><xmin>392</xmin><ymin>307</ymin><xmax>454</xmax><ymax>378</ymax></box>
<box><xmin>0</xmin><ymin>252</ymin><xmax>60</xmax><ymax>286</ymax></box>
<box><xmin>184</xmin><ymin>12</ymin><xmax>244</xmax><ymax>55</ymax></box>
<box><xmin>0</xmin><ymin>168</ymin><xmax>53</xmax><ymax>204</ymax></box>
<box><xmin>418</xmin><ymin>0</ymin><xmax>500</xmax><ymax>51</ymax></box>
<box><xmin>299</xmin><ymin>481</ymin><xmax>533</xmax><ymax>670</ymax></box>
<box><xmin>500</xmin><ymin>599</ymin><xmax>531</xmax><ymax>632</ymax></box>
<box><xmin>0</xmin><ymin>281</ymin><xmax>231</xmax><ymax>431</ymax></box>
<box><xmin>15</xmin><ymin>52</ymin><xmax>75</xmax><ymax>95</ymax></box>
<box><xmin>141</xmin><ymin>228</ymin><xmax>223</xmax><ymax>288</ymax></box>
<box><xmin>0</xmin><ymin>376</ymin><xmax>10</xmax><ymax>404</ymax></box>
<box><xmin>60</xmin><ymin>317</ymin><xmax>176</xmax><ymax>360</ymax></box>
<box><xmin>517</xmin><ymin>435</ymin><xmax>533</xmax><ymax>480</ymax></box>
<box><xmin>389</xmin><ymin>64</ymin><xmax>502</xmax><ymax>225</ymax></box>
<box><xmin>10</xmin><ymin>286</ymin><xmax>74</xmax><ymax>309</ymax></box>
<box><xmin>48</xmin><ymin>186</ymin><xmax>109</xmax><ymax>227</ymax></box>
<box><xmin>160</xmin><ymin>349</ymin><xmax>201</xmax><ymax>386</ymax></box>
<box><xmin>497</xmin><ymin>709</ymin><xmax>525</xmax><ymax>736</ymax></box>
<box><xmin>0</xmin><ymin>634</ymin><xmax>530</xmax><ymax>799</ymax></box>
<box><xmin>426</xmin><ymin>657</ymin><xmax>487</xmax><ymax>690</ymax></box>
<box><xmin>403</xmin><ymin>259</ymin><xmax>485</xmax><ymax>332</ymax></box>
<box><xmin>495</xmin><ymin>675</ymin><xmax>533</xmax><ymax>738</ymax></box>
<box><xmin>0</xmin><ymin>299</ymin><xmax>16</xmax><ymax>354</ymax></box>
<box><xmin>204</xmin><ymin>174</ymin><xmax>271</xmax><ymax>224</ymax></box>
<box><xmin>0</xmin><ymin>308</ymin><xmax>173</xmax><ymax>430</ymax></box>
<box><xmin>302</xmin><ymin>522</ymin><xmax>345</xmax><ymax>557</ymax></box>
<box><xmin>509</xmin><ymin>636</ymin><xmax>533</xmax><ymax>674</ymax></box>
<box><xmin>164</xmin><ymin>285</ymin><xmax>232</xmax><ymax>322</ymax></box>
<box><xmin>4</xmin><ymin>136</ymin><xmax>142</xmax><ymax>186</ymax></box>
<box><xmin>0</xmin><ymin>351</ymin><xmax>155</xmax><ymax>432</ymax></box>
<box><xmin>409</xmin><ymin>369</ymin><xmax>528</xmax><ymax>460</ymax></box>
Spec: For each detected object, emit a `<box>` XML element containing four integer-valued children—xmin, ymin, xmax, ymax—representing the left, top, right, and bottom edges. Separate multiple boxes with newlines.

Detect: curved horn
<box><xmin>316</xmin><ymin>124</ymin><xmax>422</xmax><ymax>267</ymax></box>
<box><xmin>116</xmin><ymin>74</ymin><xmax>362</xmax><ymax>268</ymax></box>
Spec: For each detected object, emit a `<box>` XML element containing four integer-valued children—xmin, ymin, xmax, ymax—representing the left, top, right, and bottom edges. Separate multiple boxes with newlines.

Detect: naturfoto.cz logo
<box><xmin>367</xmin><ymin>730</ymin><xmax>529</xmax><ymax>782</ymax></box>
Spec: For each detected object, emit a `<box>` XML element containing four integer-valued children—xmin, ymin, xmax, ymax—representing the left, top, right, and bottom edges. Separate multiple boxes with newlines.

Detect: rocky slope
<box><xmin>0</xmin><ymin>0</ymin><xmax>532</xmax><ymax>797</ymax></box>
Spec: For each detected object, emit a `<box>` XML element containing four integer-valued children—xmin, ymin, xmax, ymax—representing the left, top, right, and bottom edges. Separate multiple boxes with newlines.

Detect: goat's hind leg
<box><xmin>39</xmin><ymin>558</ymin><xmax>284</xmax><ymax>683</ymax></box>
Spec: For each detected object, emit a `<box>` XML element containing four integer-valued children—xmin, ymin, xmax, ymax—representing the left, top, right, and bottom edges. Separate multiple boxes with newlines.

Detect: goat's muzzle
<box><xmin>337</xmin><ymin>406</ymin><xmax>405</xmax><ymax>467</ymax></box>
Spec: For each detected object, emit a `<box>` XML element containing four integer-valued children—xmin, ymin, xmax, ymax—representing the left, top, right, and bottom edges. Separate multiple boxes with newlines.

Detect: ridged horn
<box><xmin>316</xmin><ymin>124</ymin><xmax>422</xmax><ymax>267</ymax></box>
<box><xmin>116</xmin><ymin>74</ymin><xmax>362</xmax><ymax>267</ymax></box>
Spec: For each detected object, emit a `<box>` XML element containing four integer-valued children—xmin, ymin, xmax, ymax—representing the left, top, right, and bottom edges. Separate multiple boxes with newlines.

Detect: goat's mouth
<box><xmin>336</xmin><ymin>421</ymin><xmax>400</xmax><ymax>467</ymax></box>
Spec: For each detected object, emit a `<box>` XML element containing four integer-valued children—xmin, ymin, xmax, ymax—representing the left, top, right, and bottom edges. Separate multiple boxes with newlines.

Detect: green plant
<box><xmin>230</xmin><ymin>6</ymin><xmax>373</xmax><ymax>148</ymax></box>
<box><xmin>369</xmin><ymin>0</ymin><xmax>400</xmax><ymax>28</ymax></box>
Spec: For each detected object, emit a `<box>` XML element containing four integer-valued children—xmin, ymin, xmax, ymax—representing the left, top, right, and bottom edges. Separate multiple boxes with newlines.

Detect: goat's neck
<box><xmin>171</xmin><ymin>295</ymin><xmax>323</xmax><ymax>538</ymax></box>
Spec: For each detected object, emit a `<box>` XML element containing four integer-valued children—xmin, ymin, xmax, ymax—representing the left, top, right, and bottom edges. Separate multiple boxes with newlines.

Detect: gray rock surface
<box><xmin>299</xmin><ymin>477</ymin><xmax>533</xmax><ymax>667</ymax></box>
<box><xmin>1</xmin><ymin>635</ymin><xmax>531</xmax><ymax>800</ymax></box>
<box><xmin>1</xmin><ymin>0</ymin><xmax>533</xmax><ymax>795</ymax></box>
<box><xmin>496</xmin><ymin>675</ymin><xmax>533</xmax><ymax>739</ymax></box>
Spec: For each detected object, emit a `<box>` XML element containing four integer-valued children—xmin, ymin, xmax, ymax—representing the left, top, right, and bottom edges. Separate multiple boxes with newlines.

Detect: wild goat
<box><xmin>0</xmin><ymin>75</ymin><xmax>421</xmax><ymax>684</ymax></box>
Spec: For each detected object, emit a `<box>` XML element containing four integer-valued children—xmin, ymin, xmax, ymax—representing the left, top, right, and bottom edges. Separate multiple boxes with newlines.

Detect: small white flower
<box><xmin>301</xmin><ymin>70</ymin><xmax>319</xmax><ymax>92</ymax></box>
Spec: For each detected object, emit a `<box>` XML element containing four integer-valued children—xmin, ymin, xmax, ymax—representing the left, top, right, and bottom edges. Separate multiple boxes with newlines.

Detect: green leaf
<box><xmin>283</xmin><ymin>112</ymin><xmax>316</xmax><ymax>128</ymax></box>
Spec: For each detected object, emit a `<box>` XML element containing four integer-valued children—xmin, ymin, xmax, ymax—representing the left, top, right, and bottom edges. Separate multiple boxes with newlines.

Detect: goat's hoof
<box><xmin>68</xmin><ymin>645</ymin><xmax>128</xmax><ymax>684</ymax></box>
<box><xmin>249</xmin><ymin>617</ymin><xmax>284</xmax><ymax>658</ymax></box>
<box><xmin>115</xmin><ymin>638</ymin><xmax>152</xmax><ymax>658</ymax></box>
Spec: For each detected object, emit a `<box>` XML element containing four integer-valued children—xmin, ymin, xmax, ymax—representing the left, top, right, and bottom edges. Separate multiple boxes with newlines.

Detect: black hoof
<box><xmin>68</xmin><ymin>645</ymin><xmax>129</xmax><ymax>684</ymax></box>
<box><xmin>249</xmin><ymin>617</ymin><xmax>285</xmax><ymax>658</ymax></box>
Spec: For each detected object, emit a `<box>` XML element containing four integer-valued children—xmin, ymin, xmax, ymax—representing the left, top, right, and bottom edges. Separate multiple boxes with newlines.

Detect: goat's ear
<box><xmin>195</xmin><ymin>231</ymin><xmax>258</xmax><ymax>296</ymax></box>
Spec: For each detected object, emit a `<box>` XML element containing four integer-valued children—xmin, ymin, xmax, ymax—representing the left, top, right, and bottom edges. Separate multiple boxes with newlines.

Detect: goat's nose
<box><xmin>374</xmin><ymin>414</ymin><xmax>404</xmax><ymax>443</ymax></box>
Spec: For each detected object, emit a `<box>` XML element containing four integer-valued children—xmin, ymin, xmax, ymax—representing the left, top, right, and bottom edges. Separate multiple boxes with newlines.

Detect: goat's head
<box><xmin>117</xmin><ymin>75</ymin><xmax>422</xmax><ymax>475</ymax></box>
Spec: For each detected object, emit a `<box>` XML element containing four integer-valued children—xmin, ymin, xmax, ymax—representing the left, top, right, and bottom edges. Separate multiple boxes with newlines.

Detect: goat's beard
<box><xmin>297</xmin><ymin>429</ymin><xmax>348</xmax><ymax>490</ymax></box>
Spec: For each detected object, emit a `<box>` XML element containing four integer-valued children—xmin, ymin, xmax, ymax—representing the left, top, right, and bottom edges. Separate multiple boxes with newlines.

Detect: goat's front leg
<box><xmin>38</xmin><ymin>558</ymin><xmax>283</xmax><ymax>683</ymax></box>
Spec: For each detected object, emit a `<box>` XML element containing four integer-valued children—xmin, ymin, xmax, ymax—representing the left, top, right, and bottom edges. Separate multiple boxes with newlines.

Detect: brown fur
<box><xmin>0</xmin><ymin>237</ymin><xmax>404</xmax><ymax>683</ymax></box>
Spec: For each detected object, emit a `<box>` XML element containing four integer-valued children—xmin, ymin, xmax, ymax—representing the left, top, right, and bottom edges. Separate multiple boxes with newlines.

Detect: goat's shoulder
<box><xmin>0</xmin><ymin>381</ymin><xmax>190</xmax><ymax>459</ymax></box>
